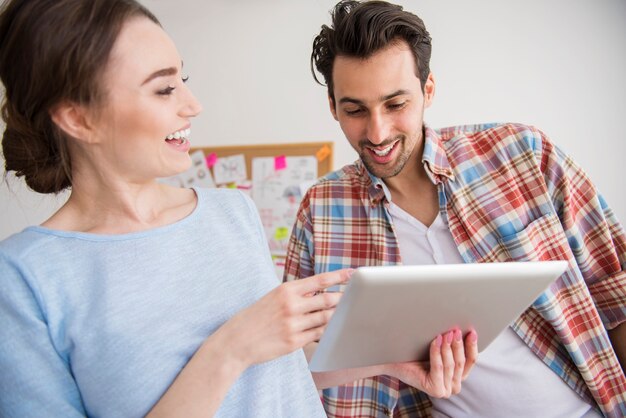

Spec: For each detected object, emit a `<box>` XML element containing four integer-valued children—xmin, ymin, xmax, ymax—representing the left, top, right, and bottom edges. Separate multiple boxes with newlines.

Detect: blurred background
<box><xmin>1</xmin><ymin>0</ymin><xmax>625</xmax><ymax>239</ymax></box>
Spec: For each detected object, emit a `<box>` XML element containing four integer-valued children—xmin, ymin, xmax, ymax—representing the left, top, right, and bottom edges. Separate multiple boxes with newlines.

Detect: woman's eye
<box><xmin>157</xmin><ymin>86</ymin><xmax>176</xmax><ymax>96</ymax></box>
<box><xmin>182</xmin><ymin>75</ymin><xmax>189</xmax><ymax>83</ymax></box>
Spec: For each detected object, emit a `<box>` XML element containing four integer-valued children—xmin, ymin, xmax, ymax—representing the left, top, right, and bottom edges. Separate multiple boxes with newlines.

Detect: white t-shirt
<box><xmin>388</xmin><ymin>201</ymin><xmax>601</xmax><ymax>418</ymax></box>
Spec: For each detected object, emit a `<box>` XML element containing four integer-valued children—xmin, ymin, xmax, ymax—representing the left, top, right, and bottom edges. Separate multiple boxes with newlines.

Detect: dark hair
<box><xmin>0</xmin><ymin>0</ymin><xmax>159</xmax><ymax>194</ymax></box>
<box><xmin>311</xmin><ymin>0</ymin><xmax>432</xmax><ymax>102</ymax></box>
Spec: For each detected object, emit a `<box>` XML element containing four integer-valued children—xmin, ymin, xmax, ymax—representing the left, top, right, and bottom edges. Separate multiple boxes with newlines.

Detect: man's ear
<box><xmin>423</xmin><ymin>73</ymin><xmax>436</xmax><ymax>109</ymax></box>
<box><xmin>328</xmin><ymin>94</ymin><xmax>338</xmax><ymax>121</ymax></box>
<box><xmin>49</xmin><ymin>102</ymin><xmax>95</xmax><ymax>143</ymax></box>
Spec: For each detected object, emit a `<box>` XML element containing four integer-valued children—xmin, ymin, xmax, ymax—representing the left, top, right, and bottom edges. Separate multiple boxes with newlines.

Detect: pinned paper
<box><xmin>213</xmin><ymin>154</ymin><xmax>247</xmax><ymax>185</ymax></box>
<box><xmin>236</xmin><ymin>180</ymin><xmax>253</xmax><ymax>197</ymax></box>
<box><xmin>206</xmin><ymin>152</ymin><xmax>218</xmax><ymax>168</ymax></box>
<box><xmin>251</xmin><ymin>156</ymin><xmax>317</xmax><ymax>254</ymax></box>
<box><xmin>316</xmin><ymin>145</ymin><xmax>331</xmax><ymax>162</ymax></box>
<box><xmin>274</xmin><ymin>155</ymin><xmax>287</xmax><ymax>171</ymax></box>
<box><xmin>272</xmin><ymin>255</ymin><xmax>287</xmax><ymax>279</ymax></box>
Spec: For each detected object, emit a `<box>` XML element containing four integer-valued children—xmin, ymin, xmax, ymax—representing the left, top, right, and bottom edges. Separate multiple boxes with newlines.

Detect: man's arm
<box><xmin>536</xmin><ymin>127</ymin><xmax>626</xmax><ymax>360</ymax></box>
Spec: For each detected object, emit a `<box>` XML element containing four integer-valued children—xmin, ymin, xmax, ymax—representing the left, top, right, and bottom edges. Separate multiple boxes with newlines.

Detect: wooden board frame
<box><xmin>191</xmin><ymin>141</ymin><xmax>333</xmax><ymax>180</ymax></box>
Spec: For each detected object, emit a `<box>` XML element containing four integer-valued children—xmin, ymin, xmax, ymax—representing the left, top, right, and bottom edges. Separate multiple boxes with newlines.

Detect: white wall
<box><xmin>1</xmin><ymin>0</ymin><xmax>625</xmax><ymax>239</ymax></box>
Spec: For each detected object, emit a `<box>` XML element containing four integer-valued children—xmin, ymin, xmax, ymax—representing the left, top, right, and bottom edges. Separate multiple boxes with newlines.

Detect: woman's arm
<box><xmin>147</xmin><ymin>269</ymin><xmax>351</xmax><ymax>417</ymax></box>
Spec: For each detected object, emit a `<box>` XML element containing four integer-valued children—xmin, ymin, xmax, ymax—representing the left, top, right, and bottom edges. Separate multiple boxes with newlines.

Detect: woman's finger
<box><xmin>291</xmin><ymin>268</ymin><xmax>352</xmax><ymax>295</ymax></box>
<box><xmin>298</xmin><ymin>289</ymin><xmax>342</xmax><ymax>314</ymax></box>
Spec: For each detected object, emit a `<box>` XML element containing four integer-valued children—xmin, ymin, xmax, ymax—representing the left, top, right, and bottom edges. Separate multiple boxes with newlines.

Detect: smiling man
<box><xmin>283</xmin><ymin>1</ymin><xmax>626</xmax><ymax>417</ymax></box>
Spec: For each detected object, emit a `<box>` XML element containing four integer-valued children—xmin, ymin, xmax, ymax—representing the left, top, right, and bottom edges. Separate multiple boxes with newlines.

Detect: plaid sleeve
<box><xmin>283</xmin><ymin>190</ymin><xmax>315</xmax><ymax>282</ymax></box>
<box><xmin>538</xmin><ymin>128</ymin><xmax>626</xmax><ymax>329</ymax></box>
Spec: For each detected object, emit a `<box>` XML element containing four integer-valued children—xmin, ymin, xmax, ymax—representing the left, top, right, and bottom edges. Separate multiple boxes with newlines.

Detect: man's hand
<box><xmin>384</xmin><ymin>329</ymin><xmax>478</xmax><ymax>398</ymax></box>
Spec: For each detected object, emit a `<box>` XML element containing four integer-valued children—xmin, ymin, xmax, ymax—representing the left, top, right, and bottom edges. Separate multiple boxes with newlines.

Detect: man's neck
<box><xmin>383</xmin><ymin>158</ymin><xmax>439</xmax><ymax>227</ymax></box>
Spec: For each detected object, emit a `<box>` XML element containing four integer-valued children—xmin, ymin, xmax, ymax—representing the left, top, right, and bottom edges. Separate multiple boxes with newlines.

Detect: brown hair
<box><xmin>0</xmin><ymin>0</ymin><xmax>159</xmax><ymax>194</ymax></box>
<box><xmin>311</xmin><ymin>0</ymin><xmax>432</xmax><ymax>103</ymax></box>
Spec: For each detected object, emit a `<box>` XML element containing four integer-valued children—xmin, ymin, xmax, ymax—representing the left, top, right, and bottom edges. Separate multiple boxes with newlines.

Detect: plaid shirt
<box><xmin>284</xmin><ymin>123</ymin><xmax>626</xmax><ymax>418</ymax></box>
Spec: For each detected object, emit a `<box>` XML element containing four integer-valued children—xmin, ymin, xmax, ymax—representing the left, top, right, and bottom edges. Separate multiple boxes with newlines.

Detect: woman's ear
<box><xmin>49</xmin><ymin>102</ymin><xmax>95</xmax><ymax>143</ymax></box>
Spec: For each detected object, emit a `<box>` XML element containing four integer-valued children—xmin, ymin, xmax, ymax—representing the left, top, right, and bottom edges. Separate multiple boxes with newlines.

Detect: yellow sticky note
<box><xmin>274</xmin><ymin>226</ymin><xmax>289</xmax><ymax>240</ymax></box>
<box><xmin>316</xmin><ymin>145</ymin><xmax>331</xmax><ymax>162</ymax></box>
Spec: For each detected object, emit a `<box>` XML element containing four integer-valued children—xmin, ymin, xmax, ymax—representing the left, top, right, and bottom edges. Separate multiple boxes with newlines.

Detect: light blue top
<box><xmin>0</xmin><ymin>188</ymin><xmax>325</xmax><ymax>418</ymax></box>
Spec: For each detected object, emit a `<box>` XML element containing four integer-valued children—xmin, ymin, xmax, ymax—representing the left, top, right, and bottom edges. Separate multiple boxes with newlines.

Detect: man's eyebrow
<box><xmin>337</xmin><ymin>89</ymin><xmax>411</xmax><ymax>105</ymax></box>
<box><xmin>141</xmin><ymin>61</ymin><xmax>184</xmax><ymax>85</ymax></box>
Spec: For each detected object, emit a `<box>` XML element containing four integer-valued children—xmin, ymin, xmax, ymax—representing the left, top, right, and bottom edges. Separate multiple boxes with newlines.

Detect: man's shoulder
<box><xmin>300</xmin><ymin>162</ymin><xmax>372</xmax><ymax>206</ymax></box>
<box><xmin>438</xmin><ymin>122</ymin><xmax>543</xmax><ymax>143</ymax></box>
<box><xmin>311</xmin><ymin>162</ymin><xmax>369</xmax><ymax>190</ymax></box>
<box><xmin>436</xmin><ymin>122</ymin><xmax>549</xmax><ymax>157</ymax></box>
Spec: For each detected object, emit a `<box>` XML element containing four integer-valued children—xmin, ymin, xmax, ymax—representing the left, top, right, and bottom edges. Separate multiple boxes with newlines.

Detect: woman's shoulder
<box><xmin>194</xmin><ymin>187</ymin><xmax>257</xmax><ymax>217</ymax></box>
<box><xmin>0</xmin><ymin>228</ymin><xmax>51</xmax><ymax>263</ymax></box>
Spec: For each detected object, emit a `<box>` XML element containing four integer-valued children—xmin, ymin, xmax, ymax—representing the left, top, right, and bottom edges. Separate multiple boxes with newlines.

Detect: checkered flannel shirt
<box><xmin>284</xmin><ymin>122</ymin><xmax>626</xmax><ymax>417</ymax></box>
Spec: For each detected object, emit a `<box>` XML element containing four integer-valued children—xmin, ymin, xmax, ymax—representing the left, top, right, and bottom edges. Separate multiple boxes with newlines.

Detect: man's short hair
<box><xmin>311</xmin><ymin>0</ymin><xmax>432</xmax><ymax>102</ymax></box>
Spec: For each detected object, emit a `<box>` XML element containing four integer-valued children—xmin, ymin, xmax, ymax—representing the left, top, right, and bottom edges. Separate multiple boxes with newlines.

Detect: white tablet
<box><xmin>309</xmin><ymin>261</ymin><xmax>568</xmax><ymax>372</ymax></box>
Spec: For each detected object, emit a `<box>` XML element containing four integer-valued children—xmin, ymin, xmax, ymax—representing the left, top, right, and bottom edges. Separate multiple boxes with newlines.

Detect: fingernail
<box><xmin>454</xmin><ymin>329</ymin><xmax>462</xmax><ymax>342</ymax></box>
<box><xmin>445</xmin><ymin>331</ymin><xmax>454</xmax><ymax>344</ymax></box>
<box><xmin>436</xmin><ymin>334</ymin><xmax>443</xmax><ymax>347</ymax></box>
<box><xmin>468</xmin><ymin>330</ymin><xmax>478</xmax><ymax>343</ymax></box>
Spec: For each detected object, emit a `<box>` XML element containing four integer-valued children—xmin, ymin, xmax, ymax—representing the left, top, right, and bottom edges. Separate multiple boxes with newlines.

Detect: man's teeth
<box><xmin>166</xmin><ymin>128</ymin><xmax>191</xmax><ymax>140</ymax></box>
<box><xmin>372</xmin><ymin>143</ymin><xmax>395</xmax><ymax>156</ymax></box>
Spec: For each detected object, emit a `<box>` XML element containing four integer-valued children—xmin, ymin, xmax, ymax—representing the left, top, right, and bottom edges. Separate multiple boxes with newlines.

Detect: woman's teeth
<box><xmin>166</xmin><ymin>128</ymin><xmax>191</xmax><ymax>140</ymax></box>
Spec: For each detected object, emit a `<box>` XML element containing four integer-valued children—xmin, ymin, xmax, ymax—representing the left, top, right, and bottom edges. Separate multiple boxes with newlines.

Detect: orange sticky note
<box><xmin>316</xmin><ymin>145</ymin><xmax>331</xmax><ymax>162</ymax></box>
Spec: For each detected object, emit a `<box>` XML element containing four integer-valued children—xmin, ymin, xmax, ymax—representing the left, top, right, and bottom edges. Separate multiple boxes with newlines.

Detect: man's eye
<box><xmin>345</xmin><ymin>108</ymin><xmax>363</xmax><ymax>116</ymax></box>
<box><xmin>388</xmin><ymin>102</ymin><xmax>406</xmax><ymax>110</ymax></box>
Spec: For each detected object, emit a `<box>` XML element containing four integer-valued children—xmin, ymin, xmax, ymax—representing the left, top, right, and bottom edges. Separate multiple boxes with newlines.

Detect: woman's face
<box><xmin>84</xmin><ymin>16</ymin><xmax>202</xmax><ymax>184</ymax></box>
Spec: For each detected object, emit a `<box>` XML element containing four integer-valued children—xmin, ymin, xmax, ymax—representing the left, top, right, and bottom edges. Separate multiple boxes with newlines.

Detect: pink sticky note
<box><xmin>274</xmin><ymin>155</ymin><xmax>287</xmax><ymax>171</ymax></box>
<box><xmin>206</xmin><ymin>153</ymin><xmax>218</xmax><ymax>168</ymax></box>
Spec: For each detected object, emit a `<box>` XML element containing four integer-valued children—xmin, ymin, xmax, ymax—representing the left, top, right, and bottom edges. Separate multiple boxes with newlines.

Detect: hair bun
<box><xmin>2</xmin><ymin>105</ymin><xmax>71</xmax><ymax>194</ymax></box>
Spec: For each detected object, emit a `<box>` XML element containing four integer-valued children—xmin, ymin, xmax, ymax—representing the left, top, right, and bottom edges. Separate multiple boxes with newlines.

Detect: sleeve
<box><xmin>283</xmin><ymin>190</ymin><xmax>316</xmax><ymax>282</ymax></box>
<box><xmin>536</xmin><ymin>128</ymin><xmax>626</xmax><ymax>330</ymax></box>
<box><xmin>0</xmin><ymin>254</ymin><xmax>86</xmax><ymax>417</ymax></box>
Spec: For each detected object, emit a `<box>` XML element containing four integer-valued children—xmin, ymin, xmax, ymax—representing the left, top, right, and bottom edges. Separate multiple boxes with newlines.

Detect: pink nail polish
<box><xmin>435</xmin><ymin>334</ymin><xmax>443</xmax><ymax>347</ymax></box>
<box><xmin>445</xmin><ymin>331</ymin><xmax>454</xmax><ymax>344</ymax></box>
<box><xmin>469</xmin><ymin>330</ymin><xmax>478</xmax><ymax>343</ymax></box>
<box><xmin>454</xmin><ymin>329</ymin><xmax>462</xmax><ymax>342</ymax></box>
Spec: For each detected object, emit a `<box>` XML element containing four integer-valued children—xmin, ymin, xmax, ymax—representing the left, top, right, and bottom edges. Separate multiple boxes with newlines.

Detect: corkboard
<box><xmin>190</xmin><ymin>141</ymin><xmax>333</xmax><ymax>179</ymax></box>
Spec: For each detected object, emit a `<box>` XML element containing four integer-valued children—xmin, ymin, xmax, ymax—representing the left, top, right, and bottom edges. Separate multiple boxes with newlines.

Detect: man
<box><xmin>284</xmin><ymin>1</ymin><xmax>626</xmax><ymax>417</ymax></box>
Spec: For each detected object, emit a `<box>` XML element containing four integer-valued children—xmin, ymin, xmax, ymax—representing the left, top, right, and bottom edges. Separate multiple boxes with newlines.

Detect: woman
<box><xmin>0</xmin><ymin>0</ymin><xmax>476</xmax><ymax>416</ymax></box>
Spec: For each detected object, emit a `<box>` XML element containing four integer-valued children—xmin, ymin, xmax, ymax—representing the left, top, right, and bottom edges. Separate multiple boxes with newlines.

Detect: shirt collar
<box><xmin>359</xmin><ymin>124</ymin><xmax>455</xmax><ymax>205</ymax></box>
<box><xmin>422</xmin><ymin>124</ymin><xmax>455</xmax><ymax>183</ymax></box>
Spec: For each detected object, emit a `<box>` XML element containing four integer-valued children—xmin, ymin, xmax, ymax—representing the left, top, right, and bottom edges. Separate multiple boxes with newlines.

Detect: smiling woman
<box><xmin>0</xmin><ymin>0</ymin><xmax>351</xmax><ymax>417</ymax></box>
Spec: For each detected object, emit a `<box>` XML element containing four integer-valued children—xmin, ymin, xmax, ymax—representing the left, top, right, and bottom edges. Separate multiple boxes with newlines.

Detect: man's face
<box><xmin>330</xmin><ymin>41</ymin><xmax>434</xmax><ymax>179</ymax></box>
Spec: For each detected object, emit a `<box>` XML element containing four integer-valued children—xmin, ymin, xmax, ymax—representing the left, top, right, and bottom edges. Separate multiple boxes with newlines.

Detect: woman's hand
<box><xmin>384</xmin><ymin>329</ymin><xmax>478</xmax><ymax>398</ymax></box>
<box><xmin>215</xmin><ymin>269</ymin><xmax>352</xmax><ymax>369</ymax></box>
